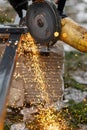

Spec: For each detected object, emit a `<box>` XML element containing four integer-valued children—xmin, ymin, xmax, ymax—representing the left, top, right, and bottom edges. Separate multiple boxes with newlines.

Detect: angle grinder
<box><xmin>26</xmin><ymin>0</ymin><xmax>61</xmax><ymax>45</ymax></box>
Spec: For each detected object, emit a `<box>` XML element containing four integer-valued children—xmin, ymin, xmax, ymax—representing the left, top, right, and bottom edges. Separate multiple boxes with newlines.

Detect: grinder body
<box><xmin>26</xmin><ymin>1</ymin><xmax>87</xmax><ymax>52</ymax></box>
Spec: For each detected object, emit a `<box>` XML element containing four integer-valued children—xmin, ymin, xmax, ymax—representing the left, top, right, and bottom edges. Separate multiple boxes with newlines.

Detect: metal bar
<box><xmin>0</xmin><ymin>34</ymin><xmax>21</xmax><ymax>126</ymax></box>
<box><xmin>0</xmin><ymin>25</ymin><xmax>28</xmax><ymax>34</ymax></box>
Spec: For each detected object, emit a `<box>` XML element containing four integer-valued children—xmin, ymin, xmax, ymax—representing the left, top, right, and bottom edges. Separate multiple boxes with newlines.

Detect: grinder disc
<box><xmin>26</xmin><ymin>1</ymin><xmax>61</xmax><ymax>43</ymax></box>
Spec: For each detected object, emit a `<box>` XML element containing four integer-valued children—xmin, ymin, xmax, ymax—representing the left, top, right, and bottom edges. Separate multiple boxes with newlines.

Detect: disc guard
<box><xmin>26</xmin><ymin>1</ymin><xmax>61</xmax><ymax>43</ymax></box>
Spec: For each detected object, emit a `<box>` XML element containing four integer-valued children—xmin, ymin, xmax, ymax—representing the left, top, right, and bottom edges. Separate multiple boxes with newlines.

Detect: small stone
<box><xmin>20</xmin><ymin>107</ymin><xmax>38</xmax><ymax>121</ymax></box>
<box><xmin>64</xmin><ymin>87</ymin><xmax>87</xmax><ymax>103</ymax></box>
<box><xmin>78</xmin><ymin>124</ymin><xmax>87</xmax><ymax>130</ymax></box>
<box><xmin>10</xmin><ymin>123</ymin><xmax>26</xmax><ymax>130</ymax></box>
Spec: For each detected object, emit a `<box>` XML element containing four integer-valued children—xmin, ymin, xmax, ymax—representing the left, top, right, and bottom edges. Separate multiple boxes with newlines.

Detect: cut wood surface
<box><xmin>60</xmin><ymin>17</ymin><xmax>87</xmax><ymax>52</ymax></box>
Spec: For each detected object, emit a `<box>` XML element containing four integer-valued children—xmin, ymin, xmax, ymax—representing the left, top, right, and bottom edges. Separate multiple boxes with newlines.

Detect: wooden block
<box><xmin>9</xmin><ymin>34</ymin><xmax>64</xmax><ymax>107</ymax></box>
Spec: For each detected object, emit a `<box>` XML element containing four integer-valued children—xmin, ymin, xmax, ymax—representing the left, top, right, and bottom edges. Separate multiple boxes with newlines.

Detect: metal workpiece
<box><xmin>0</xmin><ymin>34</ymin><xmax>21</xmax><ymax>127</ymax></box>
<box><xmin>0</xmin><ymin>25</ymin><xmax>28</xmax><ymax>34</ymax></box>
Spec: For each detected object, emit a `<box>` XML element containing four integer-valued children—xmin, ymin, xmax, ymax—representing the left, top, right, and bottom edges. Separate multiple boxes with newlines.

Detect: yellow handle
<box><xmin>60</xmin><ymin>17</ymin><xmax>87</xmax><ymax>52</ymax></box>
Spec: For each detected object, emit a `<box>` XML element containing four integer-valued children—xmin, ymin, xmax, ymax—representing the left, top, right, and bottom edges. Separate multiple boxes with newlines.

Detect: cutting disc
<box><xmin>26</xmin><ymin>1</ymin><xmax>61</xmax><ymax>43</ymax></box>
